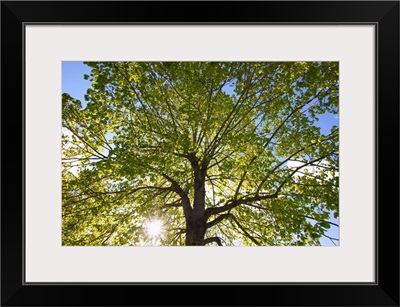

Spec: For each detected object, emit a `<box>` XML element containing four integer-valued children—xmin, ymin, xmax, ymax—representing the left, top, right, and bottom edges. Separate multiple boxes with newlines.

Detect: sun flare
<box><xmin>145</xmin><ymin>220</ymin><xmax>163</xmax><ymax>237</ymax></box>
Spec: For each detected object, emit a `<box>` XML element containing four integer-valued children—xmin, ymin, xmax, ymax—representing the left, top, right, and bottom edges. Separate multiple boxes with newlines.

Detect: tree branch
<box><xmin>234</xmin><ymin>156</ymin><xmax>257</xmax><ymax>200</ymax></box>
<box><xmin>275</xmin><ymin>151</ymin><xmax>336</xmax><ymax>195</ymax></box>
<box><xmin>262</xmin><ymin>91</ymin><xmax>323</xmax><ymax>150</ymax></box>
<box><xmin>63</xmin><ymin>123</ymin><xmax>107</xmax><ymax>160</ymax></box>
<box><xmin>163</xmin><ymin>201</ymin><xmax>183</xmax><ymax>208</ymax></box>
<box><xmin>304</xmin><ymin>215</ymin><xmax>339</xmax><ymax>227</ymax></box>
<box><xmin>206</xmin><ymin>213</ymin><xmax>233</xmax><ymax>229</ymax></box>
<box><xmin>230</xmin><ymin>215</ymin><xmax>261</xmax><ymax>246</ymax></box>
<box><xmin>161</xmin><ymin>173</ymin><xmax>192</xmax><ymax>217</ymax></box>
<box><xmin>204</xmin><ymin>237</ymin><xmax>223</xmax><ymax>246</ymax></box>
<box><xmin>205</xmin><ymin>193</ymin><xmax>278</xmax><ymax>218</ymax></box>
<box><xmin>322</xmin><ymin>234</ymin><xmax>339</xmax><ymax>246</ymax></box>
<box><xmin>238</xmin><ymin>202</ymin><xmax>339</xmax><ymax>228</ymax></box>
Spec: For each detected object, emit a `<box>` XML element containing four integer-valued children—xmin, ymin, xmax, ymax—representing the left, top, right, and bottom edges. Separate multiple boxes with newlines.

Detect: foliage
<box><xmin>62</xmin><ymin>61</ymin><xmax>339</xmax><ymax>246</ymax></box>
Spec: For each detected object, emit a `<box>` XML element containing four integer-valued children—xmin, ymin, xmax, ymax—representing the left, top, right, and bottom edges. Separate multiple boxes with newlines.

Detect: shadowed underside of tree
<box><xmin>62</xmin><ymin>61</ymin><xmax>339</xmax><ymax>246</ymax></box>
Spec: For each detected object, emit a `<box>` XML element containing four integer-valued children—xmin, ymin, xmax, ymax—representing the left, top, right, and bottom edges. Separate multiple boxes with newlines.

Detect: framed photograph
<box><xmin>1</xmin><ymin>1</ymin><xmax>399</xmax><ymax>306</ymax></box>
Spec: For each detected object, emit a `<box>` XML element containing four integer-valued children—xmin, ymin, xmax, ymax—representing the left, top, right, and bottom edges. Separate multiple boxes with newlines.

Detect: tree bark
<box><xmin>185</xmin><ymin>153</ymin><xmax>207</xmax><ymax>246</ymax></box>
<box><xmin>185</xmin><ymin>214</ymin><xmax>206</xmax><ymax>245</ymax></box>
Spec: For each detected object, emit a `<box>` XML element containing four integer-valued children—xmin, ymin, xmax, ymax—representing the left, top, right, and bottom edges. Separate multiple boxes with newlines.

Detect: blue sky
<box><xmin>62</xmin><ymin>61</ymin><xmax>92</xmax><ymax>104</ymax></box>
<box><xmin>62</xmin><ymin>61</ymin><xmax>339</xmax><ymax>246</ymax></box>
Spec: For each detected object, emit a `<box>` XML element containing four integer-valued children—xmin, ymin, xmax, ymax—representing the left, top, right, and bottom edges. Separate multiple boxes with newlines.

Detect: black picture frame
<box><xmin>1</xmin><ymin>1</ymin><xmax>399</xmax><ymax>306</ymax></box>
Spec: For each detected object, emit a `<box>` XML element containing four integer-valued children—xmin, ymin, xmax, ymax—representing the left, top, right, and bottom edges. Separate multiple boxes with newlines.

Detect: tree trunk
<box><xmin>185</xmin><ymin>214</ymin><xmax>206</xmax><ymax>245</ymax></box>
<box><xmin>185</xmin><ymin>154</ymin><xmax>207</xmax><ymax>246</ymax></box>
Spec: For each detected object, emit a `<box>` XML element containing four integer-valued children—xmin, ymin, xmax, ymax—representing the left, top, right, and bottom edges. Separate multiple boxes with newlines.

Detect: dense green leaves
<box><xmin>62</xmin><ymin>62</ymin><xmax>339</xmax><ymax>246</ymax></box>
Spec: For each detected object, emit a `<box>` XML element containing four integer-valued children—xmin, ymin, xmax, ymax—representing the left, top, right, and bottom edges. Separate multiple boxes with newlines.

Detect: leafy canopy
<box><xmin>62</xmin><ymin>61</ymin><xmax>339</xmax><ymax>246</ymax></box>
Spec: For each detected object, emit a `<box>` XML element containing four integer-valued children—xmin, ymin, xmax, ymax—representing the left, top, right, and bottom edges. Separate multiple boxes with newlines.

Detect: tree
<box><xmin>62</xmin><ymin>61</ymin><xmax>339</xmax><ymax>246</ymax></box>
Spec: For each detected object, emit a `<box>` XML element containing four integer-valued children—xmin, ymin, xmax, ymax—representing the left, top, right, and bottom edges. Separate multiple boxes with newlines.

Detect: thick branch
<box><xmin>206</xmin><ymin>213</ymin><xmax>233</xmax><ymax>229</ymax></box>
<box><xmin>161</xmin><ymin>173</ymin><xmax>192</xmax><ymax>217</ymax></box>
<box><xmin>204</xmin><ymin>237</ymin><xmax>223</xmax><ymax>246</ymax></box>
<box><xmin>206</xmin><ymin>193</ymin><xmax>278</xmax><ymax>218</ymax></box>
<box><xmin>163</xmin><ymin>201</ymin><xmax>183</xmax><ymax>208</ymax></box>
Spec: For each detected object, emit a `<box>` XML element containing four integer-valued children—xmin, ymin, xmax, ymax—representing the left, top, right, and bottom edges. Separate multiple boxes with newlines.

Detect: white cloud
<box><xmin>286</xmin><ymin>159</ymin><xmax>336</xmax><ymax>179</ymax></box>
